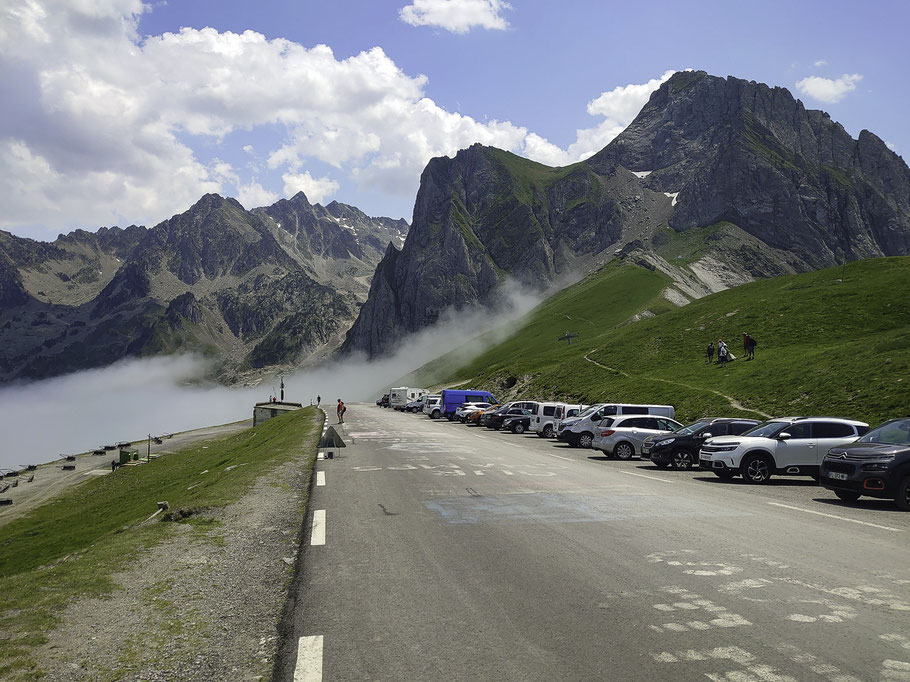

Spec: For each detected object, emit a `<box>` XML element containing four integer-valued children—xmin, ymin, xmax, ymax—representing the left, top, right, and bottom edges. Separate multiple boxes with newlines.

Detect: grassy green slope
<box><xmin>440</xmin><ymin>257</ymin><xmax>910</xmax><ymax>425</ymax></box>
<box><xmin>0</xmin><ymin>408</ymin><xmax>321</xmax><ymax>679</ymax></box>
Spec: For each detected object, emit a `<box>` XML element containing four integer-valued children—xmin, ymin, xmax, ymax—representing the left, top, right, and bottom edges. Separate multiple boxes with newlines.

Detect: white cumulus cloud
<box><xmin>399</xmin><ymin>0</ymin><xmax>511</xmax><ymax>33</ymax></box>
<box><xmin>795</xmin><ymin>73</ymin><xmax>863</xmax><ymax>104</ymax></box>
<box><xmin>282</xmin><ymin>171</ymin><xmax>341</xmax><ymax>204</ymax></box>
<box><xmin>237</xmin><ymin>181</ymin><xmax>278</xmax><ymax>209</ymax></box>
<box><xmin>813</xmin><ymin>59</ymin><xmax>828</xmax><ymax>67</ymax></box>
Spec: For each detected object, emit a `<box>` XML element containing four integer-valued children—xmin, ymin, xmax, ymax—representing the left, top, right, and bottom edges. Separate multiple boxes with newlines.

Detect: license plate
<box><xmin>829</xmin><ymin>472</ymin><xmax>849</xmax><ymax>481</ymax></box>
<box><xmin>641</xmin><ymin>446</ymin><xmax>651</xmax><ymax>454</ymax></box>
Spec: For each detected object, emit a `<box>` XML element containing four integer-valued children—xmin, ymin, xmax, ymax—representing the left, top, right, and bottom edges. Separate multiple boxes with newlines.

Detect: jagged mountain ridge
<box><xmin>0</xmin><ymin>192</ymin><xmax>408</xmax><ymax>384</ymax></box>
<box><xmin>342</xmin><ymin>70</ymin><xmax>910</xmax><ymax>358</ymax></box>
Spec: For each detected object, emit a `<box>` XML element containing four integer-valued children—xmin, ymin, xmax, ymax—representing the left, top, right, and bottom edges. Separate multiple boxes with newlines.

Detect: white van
<box><xmin>422</xmin><ymin>394</ymin><xmax>442</xmax><ymax>419</ymax></box>
<box><xmin>557</xmin><ymin>403</ymin><xmax>676</xmax><ymax>448</ymax></box>
<box><xmin>531</xmin><ymin>402</ymin><xmax>585</xmax><ymax>438</ymax></box>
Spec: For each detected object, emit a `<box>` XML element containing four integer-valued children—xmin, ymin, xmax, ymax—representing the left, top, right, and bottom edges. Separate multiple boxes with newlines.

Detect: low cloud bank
<box><xmin>0</xmin><ymin>282</ymin><xmax>542</xmax><ymax>469</ymax></box>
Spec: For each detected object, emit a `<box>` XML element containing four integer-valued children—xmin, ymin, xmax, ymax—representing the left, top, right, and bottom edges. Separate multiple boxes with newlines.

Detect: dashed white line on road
<box><xmin>311</xmin><ymin>510</ymin><xmax>326</xmax><ymax>545</ymax></box>
<box><xmin>767</xmin><ymin>502</ymin><xmax>902</xmax><ymax>532</ymax></box>
<box><xmin>316</xmin><ymin>471</ymin><xmax>325</xmax><ymax>486</ymax></box>
<box><xmin>619</xmin><ymin>471</ymin><xmax>674</xmax><ymax>483</ymax></box>
<box><xmin>548</xmin><ymin>454</ymin><xmax>574</xmax><ymax>462</ymax></box>
<box><xmin>294</xmin><ymin>635</ymin><xmax>323</xmax><ymax>681</ymax></box>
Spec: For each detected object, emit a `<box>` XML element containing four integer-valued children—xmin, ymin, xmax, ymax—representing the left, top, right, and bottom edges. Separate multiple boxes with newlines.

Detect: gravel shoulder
<box><xmin>30</xmin><ymin>418</ymin><xmax>316</xmax><ymax>681</ymax></box>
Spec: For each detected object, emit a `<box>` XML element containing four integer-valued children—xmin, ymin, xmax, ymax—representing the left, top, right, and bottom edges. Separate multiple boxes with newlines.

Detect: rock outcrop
<box><xmin>343</xmin><ymin>71</ymin><xmax>910</xmax><ymax>358</ymax></box>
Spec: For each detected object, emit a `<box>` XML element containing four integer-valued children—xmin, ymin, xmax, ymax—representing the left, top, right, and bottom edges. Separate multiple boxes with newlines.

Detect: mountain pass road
<box><xmin>275</xmin><ymin>404</ymin><xmax>910</xmax><ymax>681</ymax></box>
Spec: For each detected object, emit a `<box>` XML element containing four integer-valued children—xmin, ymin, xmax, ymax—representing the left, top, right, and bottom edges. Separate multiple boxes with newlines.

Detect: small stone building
<box><xmin>253</xmin><ymin>401</ymin><xmax>303</xmax><ymax>426</ymax></box>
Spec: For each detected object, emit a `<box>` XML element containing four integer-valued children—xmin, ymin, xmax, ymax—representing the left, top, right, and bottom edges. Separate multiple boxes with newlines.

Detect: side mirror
<box><xmin>701</xmin><ymin>432</ymin><xmax>712</xmax><ymax>439</ymax></box>
<box><xmin>778</xmin><ymin>432</ymin><xmax>791</xmax><ymax>440</ymax></box>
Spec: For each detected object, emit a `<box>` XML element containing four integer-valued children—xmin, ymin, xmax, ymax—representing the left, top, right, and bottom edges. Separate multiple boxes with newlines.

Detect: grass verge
<box><xmin>0</xmin><ymin>407</ymin><xmax>322</xmax><ymax>680</ymax></box>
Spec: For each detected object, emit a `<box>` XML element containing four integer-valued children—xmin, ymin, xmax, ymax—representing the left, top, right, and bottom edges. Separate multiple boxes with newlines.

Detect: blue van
<box><xmin>440</xmin><ymin>389</ymin><xmax>498</xmax><ymax>420</ymax></box>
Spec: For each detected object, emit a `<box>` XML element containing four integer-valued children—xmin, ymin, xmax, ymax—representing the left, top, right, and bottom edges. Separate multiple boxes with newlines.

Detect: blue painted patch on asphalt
<box><xmin>423</xmin><ymin>493</ymin><xmax>749</xmax><ymax>525</ymax></box>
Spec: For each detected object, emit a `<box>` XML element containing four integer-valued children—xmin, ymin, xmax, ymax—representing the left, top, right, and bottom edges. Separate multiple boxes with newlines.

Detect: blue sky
<box><xmin>1</xmin><ymin>0</ymin><xmax>907</xmax><ymax>239</ymax></box>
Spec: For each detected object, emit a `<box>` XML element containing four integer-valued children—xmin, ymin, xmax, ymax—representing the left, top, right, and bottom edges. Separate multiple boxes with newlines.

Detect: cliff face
<box><xmin>0</xmin><ymin>193</ymin><xmax>405</xmax><ymax>384</ymax></box>
<box><xmin>343</xmin><ymin>71</ymin><xmax>910</xmax><ymax>359</ymax></box>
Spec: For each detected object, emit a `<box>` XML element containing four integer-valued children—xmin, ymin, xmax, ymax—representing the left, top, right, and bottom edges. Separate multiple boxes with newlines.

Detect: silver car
<box><xmin>592</xmin><ymin>415</ymin><xmax>683</xmax><ymax>460</ymax></box>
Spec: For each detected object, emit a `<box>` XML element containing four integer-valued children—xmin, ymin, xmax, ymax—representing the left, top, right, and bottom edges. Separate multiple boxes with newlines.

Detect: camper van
<box><xmin>439</xmin><ymin>389</ymin><xmax>498</xmax><ymax>420</ymax></box>
<box><xmin>531</xmin><ymin>402</ymin><xmax>586</xmax><ymax>438</ymax></box>
<box><xmin>557</xmin><ymin>403</ymin><xmax>676</xmax><ymax>448</ymax></box>
<box><xmin>390</xmin><ymin>387</ymin><xmax>429</xmax><ymax>411</ymax></box>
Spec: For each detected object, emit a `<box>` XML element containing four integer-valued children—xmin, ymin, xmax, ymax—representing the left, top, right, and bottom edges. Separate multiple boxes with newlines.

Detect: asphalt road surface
<box><xmin>276</xmin><ymin>404</ymin><xmax>910</xmax><ymax>681</ymax></box>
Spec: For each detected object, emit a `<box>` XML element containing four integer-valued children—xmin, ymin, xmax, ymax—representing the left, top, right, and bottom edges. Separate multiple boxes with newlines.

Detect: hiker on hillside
<box><xmin>743</xmin><ymin>333</ymin><xmax>757</xmax><ymax>360</ymax></box>
<box><xmin>706</xmin><ymin>341</ymin><xmax>715</xmax><ymax>364</ymax></box>
<box><xmin>337</xmin><ymin>399</ymin><xmax>346</xmax><ymax>424</ymax></box>
<box><xmin>718</xmin><ymin>339</ymin><xmax>729</xmax><ymax>367</ymax></box>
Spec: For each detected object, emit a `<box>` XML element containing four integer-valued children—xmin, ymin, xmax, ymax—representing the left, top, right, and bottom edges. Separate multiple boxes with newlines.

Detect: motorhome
<box><xmin>390</xmin><ymin>387</ymin><xmax>428</xmax><ymax>411</ymax></box>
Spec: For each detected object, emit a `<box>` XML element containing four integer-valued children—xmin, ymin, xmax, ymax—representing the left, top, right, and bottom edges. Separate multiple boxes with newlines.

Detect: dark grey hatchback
<box><xmin>821</xmin><ymin>417</ymin><xmax>910</xmax><ymax>511</ymax></box>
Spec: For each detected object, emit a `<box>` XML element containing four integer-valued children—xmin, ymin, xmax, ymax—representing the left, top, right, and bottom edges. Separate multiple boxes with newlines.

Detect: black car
<box><xmin>643</xmin><ymin>418</ymin><xmax>760</xmax><ymax>470</ymax></box>
<box><xmin>487</xmin><ymin>406</ymin><xmax>533</xmax><ymax>430</ymax></box>
<box><xmin>821</xmin><ymin>417</ymin><xmax>910</xmax><ymax>511</ymax></box>
<box><xmin>502</xmin><ymin>410</ymin><xmax>533</xmax><ymax>434</ymax></box>
<box><xmin>376</xmin><ymin>394</ymin><xmax>390</xmax><ymax>408</ymax></box>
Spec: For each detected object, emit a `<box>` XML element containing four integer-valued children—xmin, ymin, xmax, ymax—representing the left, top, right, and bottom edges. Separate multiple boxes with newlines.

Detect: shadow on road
<box><xmin>813</xmin><ymin>497</ymin><xmax>904</xmax><ymax>514</ymax></box>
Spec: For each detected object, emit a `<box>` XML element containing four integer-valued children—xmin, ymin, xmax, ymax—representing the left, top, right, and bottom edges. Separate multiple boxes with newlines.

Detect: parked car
<box><xmin>699</xmin><ymin>416</ymin><xmax>869</xmax><ymax>483</ymax></box>
<box><xmin>469</xmin><ymin>404</ymin><xmax>501</xmax><ymax>425</ymax></box>
<box><xmin>503</xmin><ymin>410</ymin><xmax>534</xmax><ymax>434</ymax></box>
<box><xmin>455</xmin><ymin>402</ymin><xmax>493</xmax><ymax>422</ymax></box>
<box><xmin>530</xmin><ymin>402</ymin><xmax>585</xmax><ymax>438</ymax></box>
<box><xmin>643</xmin><ymin>418</ymin><xmax>760</xmax><ymax>470</ymax></box>
<box><xmin>390</xmin><ymin>387</ymin><xmax>428</xmax><ymax>411</ymax></box>
<box><xmin>487</xmin><ymin>405</ymin><xmax>536</xmax><ymax>430</ymax></box>
<box><xmin>405</xmin><ymin>396</ymin><xmax>427</xmax><ymax>413</ymax></box>
<box><xmin>423</xmin><ymin>395</ymin><xmax>443</xmax><ymax>419</ymax></box>
<box><xmin>821</xmin><ymin>417</ymin><xmax>910</xmax><ymax>510</ymax></box>
<box><xmin>592</xmin><ymin>415</ymin><xmax>683</xmax><ymax>459</ymax></box>
<box><xmin>558</xmin><ymin>403</ymin><xmax>676</xmax><ymax>448</ymax></box>
<box><xmin>376</xmin><ymin>394</ymin><xmax>390</xmax><ymax>408</ymax></box>
<box><xmin>440</xmin><ymin>389</ymin><xmax>498</xmax><ymax>420</ymax></box>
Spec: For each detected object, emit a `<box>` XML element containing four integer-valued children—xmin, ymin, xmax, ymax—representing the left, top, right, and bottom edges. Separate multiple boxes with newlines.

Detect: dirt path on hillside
<box><xmin>0</xmin><ymin>420</ymin><xmax>251</xmax><ymax>528</ymax></box>
<box><xmin>582</xmin><ymin>352</ymin><xmax>771</xmax><ymax>418</ymax></box>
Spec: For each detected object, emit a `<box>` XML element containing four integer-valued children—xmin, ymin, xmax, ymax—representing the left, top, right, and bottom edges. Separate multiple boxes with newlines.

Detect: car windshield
<box><xmin>857</xmin><ymin>418</ymin><xmax>910</xmax><ymax>444</ymax></box>
<box><xmin>576</xmin><ymin>404</ymin><xmax>603</xmax><ymax>419</ymax></box>
<box><xmin>741</xmin><ymin>421</ymin><xmax>788</xmax><ymax>438</ymax></box>
<box><xmin>674</xmin><ymin>421</ymin><xmax>711</xmax><ymax>436</ymax></box>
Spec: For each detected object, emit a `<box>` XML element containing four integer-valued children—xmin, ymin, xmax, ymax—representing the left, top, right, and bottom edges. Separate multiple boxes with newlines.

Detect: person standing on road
<box><xmin>337</xmin><ymin>399</ymin><xmax>345</xmax><ymax>424</ymax></box>
<box><xmin>706</xmin><ymin>341</ymin><xmax>715</xmax><ymax>364</ymax></box>
<box><xmin>317</xmin><ymin>395</ymin><xmax>321</xmax><ymax>406</ymax></box>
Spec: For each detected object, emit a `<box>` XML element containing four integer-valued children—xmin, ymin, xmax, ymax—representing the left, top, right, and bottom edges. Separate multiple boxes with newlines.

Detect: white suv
<box><xmin>422</xmin><ymin>395</ymin><xmax>442</xmax><ymax>419</ymax></box>
<box><xmin>699</xmin><ymin>417</ymin><xmax>869</xmax><ymax>484</ymax></box>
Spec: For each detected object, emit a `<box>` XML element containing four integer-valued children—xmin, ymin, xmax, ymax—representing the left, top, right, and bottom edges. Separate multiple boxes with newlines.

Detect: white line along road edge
<box><xmin>294</xmin><ymin>635</ymin><xmax>323</xmax><ymax>682</ymax></box>
<box><xmin>767</xmin><ymin>502</ymin><xmax>902</xmax><ymax>532</ymax></box>
<box><xmin>311</xmin><ymin>509</ymin><xmax>326</xmax><ymax>545</ymax></box>
<box><xmin>316</xmin><ymin>471</ymin><xmax>325</xmax><ymax>486</ymax></box>
<box><xmin>619</xmin><ymin>470</ymin><xmax>674</xmax><ymax>483</ymax></box>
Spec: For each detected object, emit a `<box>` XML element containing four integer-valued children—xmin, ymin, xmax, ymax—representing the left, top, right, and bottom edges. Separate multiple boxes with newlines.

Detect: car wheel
<box><xmin>671</xmin><ymin>448</ymin><xmax>695</xmax><ymax>470</ymax></box>
<box><xmin>741</xmin><ymin>453</ymin><xmax>773</xmax><ymax>484</ymax></box>
<box><xmin>541</xmin><ymin>425</ymin><xmax>554</xmax><ymax>438</ymax></box>
<box><xmin>714</xmin><ymin>470</ymin><xmax>735</xmax><ymax>480</ymax></box>
<box><xmin>577</xmin><ymin>432</ymin><xmax>594</xmax><ymax>449</ymax></box>
<box><xmin>834</xmin><ymin>490</ymin><xmax>861</xmax><ymax>503</ymax></box>
<box><xmin>654</xmin><ymin>461</ymin><xmax>670</xmax><ymax>469</ymax></box>
<box><xmin>614</xmin><ymin>442</ymin><xmax>634</xmax><ymax>460</ymax></box>
<box><xmin>431</xmin><ymin>410</ymin><xmax>440</xmax><ymax>419</ymax></box>
<box><xmin>896</xmin><ymin>475</ymin><xmax>910</xmax><ymax>512</ymax></box>
<box><xmin>514</xmin><ymin>423</ymin><xmax>526</xmax><ymax>434</ymax></box>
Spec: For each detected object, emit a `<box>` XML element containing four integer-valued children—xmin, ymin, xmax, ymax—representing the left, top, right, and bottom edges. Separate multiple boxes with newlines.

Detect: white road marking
<box><xmin>311</xmin><ymin>510</ymin><xmax>326</xmax><ymax>546</ymax></box>
<box><xmin>548</xmin><ymin>454</ymin><xmax>575</xmax><ymax>462</ymax></box>
<box><xmin>294</xmin><ymin>635</ymin><xmax>323</xmax><ymax>681</ymax></box>
<box><xmin>316</xmin><ymin>471</ymin><xmax>325</xmax><ymax>486</ymax></box>
<box><xmin>767</xmin><ymin>502</ymin><xmax>903</xmax><ymax>532</ymax></box>
<box><xmin>619</xmin><ymin>470</ymin><xmax>674</xmax><ymax>483</ymax></box>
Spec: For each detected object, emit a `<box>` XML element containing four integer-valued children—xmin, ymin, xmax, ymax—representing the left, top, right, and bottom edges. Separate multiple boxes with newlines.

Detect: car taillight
<box><xmin>601</xmin><ymin>429</ymin><xmax>615</xmax><ymax>437</ymax></box>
